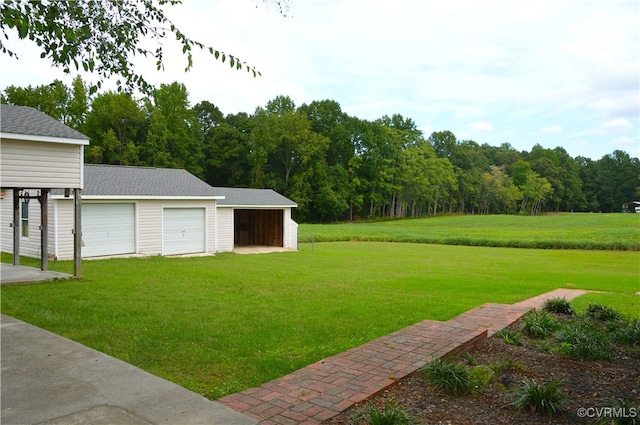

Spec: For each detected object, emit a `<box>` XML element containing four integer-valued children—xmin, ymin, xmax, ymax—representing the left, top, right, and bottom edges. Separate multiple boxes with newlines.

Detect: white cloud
<box><xmin>470</xmin><ymin>121</ymin><xmax>494</xmax><ymax>132</ymax></box>
<box><xmin>598</xmin><ymin>118</ymin><xmax>633</xmax><ymax>133</ymax></box>
<box><xmin>541</xmin><ymin>124</ymin><xmax>562</xmax><ymax>134</ymax></box>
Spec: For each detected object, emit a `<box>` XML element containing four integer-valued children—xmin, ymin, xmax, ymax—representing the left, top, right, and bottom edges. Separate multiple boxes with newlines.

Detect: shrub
<box><xmin>491</xmin><ymin>354</ymin><xmax>527</xmax><ymax>374</ymax></box>
<box><xmin>353</xmin><ymin>400</ymin><xmax>416</xmax><ymax>425</ymax></box>
<box><xmin>509</xmin><ymin>378</ymin><xmax>565</xmax><ymax>420</ymax></box>
<box><xmin>422</xmin><ymin>358</ymin><xmax>472</xmax><ymax>396</ymax></box>
<box><xmin>519</xmin><ymin>309</ymin><xmax>560</xmax><ymax>338</ymax></box>
<box><xmin>586</xmin><ymin>303</ymin><xmax>624</xmax><ymax>323</ymax></box>
<box><xmin>495</xmin><ymin>328</ymin><xmax>523</xmax><ymax>346</ymax></box>
<box><xmin>555</xmin><ymin>319</ymin><xmax>611</xmax><ymax>361</ymax></box>
<box><xmin>543</xmin><ymin>297</ymin><xmax>575</xmax><ymax>315</ymax></box>
<box><xmin>613</xmin><ymin>319</ymin><xmax>640</xmax><ymax>348</ymax></box>
<box><xmin>470</xmin><ymin>365</ymin><xmax>495</xmax><ymax>393</ymax></box>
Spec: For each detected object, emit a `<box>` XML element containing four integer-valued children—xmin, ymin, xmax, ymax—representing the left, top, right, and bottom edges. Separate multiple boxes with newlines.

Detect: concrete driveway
<box><xmin>1</xmin><ymin>315</ymin><xmax>256</xmax><ymax>425</ymax></box>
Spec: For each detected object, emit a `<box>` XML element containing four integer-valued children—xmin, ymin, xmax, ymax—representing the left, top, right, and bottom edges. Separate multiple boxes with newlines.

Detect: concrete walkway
<box><xmin>0</xmin><ymin>315</ymin><xmax>257</xmax><ymax>425</ymax></box>
<box><xmin>0</xmin><ymin>263</ymin><xmax>73</xmax><ymax>285</ymax></box>
<box><xmin>219</xmin><ymin>288</ymin><xmax>589</xmax><ymax>424</ymax></box>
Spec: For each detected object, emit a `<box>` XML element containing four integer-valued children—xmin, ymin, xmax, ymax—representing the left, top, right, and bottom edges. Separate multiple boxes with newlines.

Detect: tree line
<box><xmin>2</xmin><ymin>78</ymin><xmax>639</xmax><ymax>222</ymax></box>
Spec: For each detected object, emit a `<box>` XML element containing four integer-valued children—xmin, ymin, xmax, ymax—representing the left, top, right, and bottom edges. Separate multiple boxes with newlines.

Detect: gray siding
<box><xmin>0</xmin><ymin>191</ymin><xmax>41</xmax><ymax>258</ymax></box>
<box><xmin>284</xmin><ymin>209</ymin><xmax>298</xmax><ymax>250</ymax></box>
<box><xmin>1</xmin><ymin>139</ymin><xmax>83</xmax><ymax>188</ymax></box>
<box><xmin>53</xmin><ymin>199</ymin><xmax>75</xmax><ymax>260</ymax></box>
<box><xmin>217</xmin><ymin>208</ymin><xmax>234</xmax><ymax>252</ymax></box>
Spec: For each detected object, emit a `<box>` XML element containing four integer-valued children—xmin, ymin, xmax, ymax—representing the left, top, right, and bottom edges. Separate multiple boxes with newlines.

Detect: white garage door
<box><xmin>82</xmin><ymin>203</ymin><xmax>135</xmax><ymax>257</ymax></box>
<box><xmin>163</xmin><ymin>208</ymin><xmax>206</xmax><ymax>255</ymax></box>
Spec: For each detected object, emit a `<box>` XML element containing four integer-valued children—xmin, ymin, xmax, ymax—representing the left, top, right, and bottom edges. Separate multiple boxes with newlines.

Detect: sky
<box><xmin>1</xmin><ymin>0</ymin><xmax>638</xmax><ymax>160</ymax></box>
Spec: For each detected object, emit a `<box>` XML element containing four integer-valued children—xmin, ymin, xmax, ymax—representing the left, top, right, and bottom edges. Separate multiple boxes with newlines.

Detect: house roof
<box><xmin>51</xmin><ymin>164</ymin><xmax>296</xmax><ymax>207</ymax></box>
<box><xmin>213</xmin><ymin>187</ymin><xmax>297</xmax><ymax>207</ymax></box>
<box><xmin>0</xmin><ymin>104</ymin><xmax>89</xmax><ymax>143</ymax></box>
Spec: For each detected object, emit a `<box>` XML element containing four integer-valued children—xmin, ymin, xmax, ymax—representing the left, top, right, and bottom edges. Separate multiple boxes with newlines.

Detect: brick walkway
<box><xmin>220</xmin><ymin>288</ymin><xmax>589</xmax><ymax>424</ymax></box>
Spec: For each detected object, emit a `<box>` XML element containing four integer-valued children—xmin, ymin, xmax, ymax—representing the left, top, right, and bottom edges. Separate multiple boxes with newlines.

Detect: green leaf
<box><xmin>17</xmin><ymin>22</ymin><xmax>29</xmax><ymax>39</ymax></box>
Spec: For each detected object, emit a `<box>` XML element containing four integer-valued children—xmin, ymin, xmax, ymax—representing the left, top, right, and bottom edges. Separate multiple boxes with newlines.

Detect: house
<box><xmin>1</xmin><ymin>164</ymin><xmax>298</xmax><ymax>260</ymax></box>
<box><xmin>0</xmin><ymin>104</ymin><xmax>89</xmax><ymax>275</ymax></box>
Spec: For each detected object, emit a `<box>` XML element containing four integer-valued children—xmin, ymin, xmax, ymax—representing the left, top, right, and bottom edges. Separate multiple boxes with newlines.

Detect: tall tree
<box><xmin>193</xmin><ymin>102</ymin><xmax>250</xmax><ymax>187</ymax></box>
<box><xmin>298</xmin><ymin>99</ymin><xmax>354</xmax><ymax>167</ymax></box>
<box><xmin>2</xmin><ymin>77</ymin><xmax>89</xmax><ymax>131</ymax></box>
<box><xmin>519</xmin><ymin>171</ymin><xmax>553</xmax><ymax>215</ymax></box>
<box><xmin>142</xmin><ymin>82</ymin><xmax>204</xmax><ymax>177</ymax></box>
<box><xmin>84</xmin><ymin>91</ymin><xmax>144</xmax><ymax>165</ymax></box>
<box><xmin>596</xmin><ymin>150</ymin><xmax>640</xmax><ymax>212</ymax></box>
<box><xmin>428</xmin><ymin>130</ymin><xmax>457</xmax><ymax>159</ymax></box>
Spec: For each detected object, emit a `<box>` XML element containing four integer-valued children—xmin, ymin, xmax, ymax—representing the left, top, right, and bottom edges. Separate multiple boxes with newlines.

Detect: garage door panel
<box><xmin>82</xmin><ymin>203</ymin><xmax>135</xmax><ymax>257</ymax></box>
<box><xmin>163</xmin><ymin>208</ymin><xmax>205</xmax><ymax>255</ymax></box>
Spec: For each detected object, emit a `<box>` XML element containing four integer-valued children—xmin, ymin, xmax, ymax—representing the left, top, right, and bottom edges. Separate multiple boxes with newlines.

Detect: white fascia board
<box><xmin>51</xmin><ymin>195</ymin><xmax>225</xmax><ymax>201</ymax></box>
<box><xmin>1</xmin><ymin>132</ymin><xmax>90</xmax><ymax>145</ymax></box>
<box><xmin>217</xmin><ymin>204</ymin><xmax>297</xmax><ymax>208</ymax></box>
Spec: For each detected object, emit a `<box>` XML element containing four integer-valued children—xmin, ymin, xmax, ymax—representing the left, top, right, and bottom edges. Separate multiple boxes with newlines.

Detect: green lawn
<box><xmin>299</xmin><ymin>213</ymin><xmax>640</xmax><ymax>250</ymax></box>
<box><xmin>2</xmin><ymin>241</ymin><xmax>639</xmax><ymax>399</ymax></box>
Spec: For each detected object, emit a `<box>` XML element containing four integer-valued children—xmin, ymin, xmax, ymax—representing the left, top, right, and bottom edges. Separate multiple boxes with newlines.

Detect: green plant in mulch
<box><xmin>613</xmin><ymin>319</ymin><xmax>640</xmax><ymax>348</ymax></box>
<box><xmin>543</xmin><ymin>297</ymin><xmax>575</xmax><ymax>315</ymax></box>
<box><xmin>508</xmin><ymin>378</ymin><xmax>566</xmax><ymax>420</ymax></box>
<box><xmin>352</xmin><ymin>400</ymin><xmax>418</xmax><ymax>425</ymax></box>
<box><xmin>422</xmin><ymin>358</ymin><xmax>473</xmax><ymax>396</ymax></box>
<box><xmin>519</xmin><ymin>308</ymin><xmax>560</xmax><ymax>338</ymax></box>
<box><xmin>586</xmin><ymin>303</ymin><xmax>624</xmax><ymax>323</ymax></box>
<box><xmin>469</xmin><ymin>365</ymin><xmax>496</xmax><ymax>393</ymax></box>
<box><xmin>490</xmin><ymin>353</ymin><xmax>527</xmax><ymax>374</ymax></box>
<box><xmin>494</xmin><ymin>328</ymin><xmax>523</xmax><ymax>346</ymax></box>
<box><xmin>554</xmin><ymin>318</ymin><xmax>611</xmax><ymax>361</ymax></box>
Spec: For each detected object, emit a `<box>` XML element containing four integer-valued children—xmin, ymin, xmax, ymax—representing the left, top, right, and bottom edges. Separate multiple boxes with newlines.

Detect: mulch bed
<box><xmin>324</xmin><ymin>315</ymin><xmax>640</xmax><ymax>424</ymax></box>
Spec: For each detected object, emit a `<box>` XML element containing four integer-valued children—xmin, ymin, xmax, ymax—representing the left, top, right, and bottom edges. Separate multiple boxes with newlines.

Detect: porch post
<box><xmin>12</xmin><ymin>189</ymin><xmax>20</xmax><ymax>265</ymax></box>
<box><xmin>40</xmin><ymin>189</ymin><xmax>50</xmax><ymax>271</ymax></box>
<box><xmin>73</xmin><ymin>188</ymin><xmax>82</xmax><ymax>278</ymax></box>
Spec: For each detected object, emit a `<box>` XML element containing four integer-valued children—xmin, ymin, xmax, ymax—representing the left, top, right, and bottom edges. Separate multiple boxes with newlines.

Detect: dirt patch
<box><xmin>324</xmin><ymin>315</ymin><xmax>640</xmax><ymax>424</ymax></box>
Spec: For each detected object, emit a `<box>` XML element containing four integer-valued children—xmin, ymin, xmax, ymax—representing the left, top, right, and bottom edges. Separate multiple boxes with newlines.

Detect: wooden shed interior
<box><xmin>234</xmin><ymin>209</ymin><xmax>284</xmax><ymax>247</ymax></box>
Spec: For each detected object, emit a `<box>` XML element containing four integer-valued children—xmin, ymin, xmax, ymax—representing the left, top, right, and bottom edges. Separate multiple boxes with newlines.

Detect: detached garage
<box><xmin>5</xmin><ymin>164</ymin><xmax>225</xmax><ymax>260</ymax></box>
<box><xmin>1</xmin><ymin>106</ymin><xmax>298</xmax><ymax>262</ymax></box>
<box><xmin>2</xmin><ymin>164</ymin><xmax>298</xmax><ymax>259</ymax></box>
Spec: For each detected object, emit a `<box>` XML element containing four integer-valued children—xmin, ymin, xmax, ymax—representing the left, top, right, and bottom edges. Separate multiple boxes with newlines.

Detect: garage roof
<box><xmin>0</xmin><ymin>104</ymin><xmax>89</xmax><ymax>144</ymax></box>
<box><xmin>213</xmin><ymin>187</ymin><xmax>297</xmax><ymax>207</ymax></box>
<box><xmin>51</xmin><ymin>164</ymin><xmax>296</xmax><ymax>206</ymax></box>
<box><xmin>51</xmin><ymin>164</ymin><xmax>222</xmax><ymax>198</ymax></box>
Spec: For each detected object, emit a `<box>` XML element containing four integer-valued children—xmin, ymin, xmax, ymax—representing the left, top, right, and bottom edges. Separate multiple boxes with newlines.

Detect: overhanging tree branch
<box><xmin>0</xmin><ymin>0</ymin><xmax>288</xmax><ymax>94</ymax></box>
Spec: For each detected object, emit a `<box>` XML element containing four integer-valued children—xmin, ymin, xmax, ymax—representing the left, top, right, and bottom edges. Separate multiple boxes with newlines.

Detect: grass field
<box><xmin>299</xmin><ymin>213</ymin><xmax>640</xmax><ymax>250</ymax></box>
<box><xmin>2</xmin><ymin>235</ymin><xmax>639</xmax><ymax>399</ymax></box>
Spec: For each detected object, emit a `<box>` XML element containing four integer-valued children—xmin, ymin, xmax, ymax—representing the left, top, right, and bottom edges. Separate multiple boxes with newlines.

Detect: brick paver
<box><xmin>219</xmin><ymin>288</ymin><xmax>589</xmax><ymax>424</ymax></box>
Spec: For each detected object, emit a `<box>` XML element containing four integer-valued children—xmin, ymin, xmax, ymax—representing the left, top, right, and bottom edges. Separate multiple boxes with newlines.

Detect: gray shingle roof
<box><xmin>212</xmin><ymin>187</ymin><xmax>297</xmax><ymax>207</ymax></box>
<box><xmin>1</xmin><ymin>104</ymin><xmax>89</xmax><ymax>141</ymax></box>
<box><xmin>80</xmin><ymin>164</ymin><xmax>220</xmax><ymax>197</ymax></box>
<box><xmin>52</xmin><ymin>164</ymin><xmax>296</xmax><ymax>207</ymax></box>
